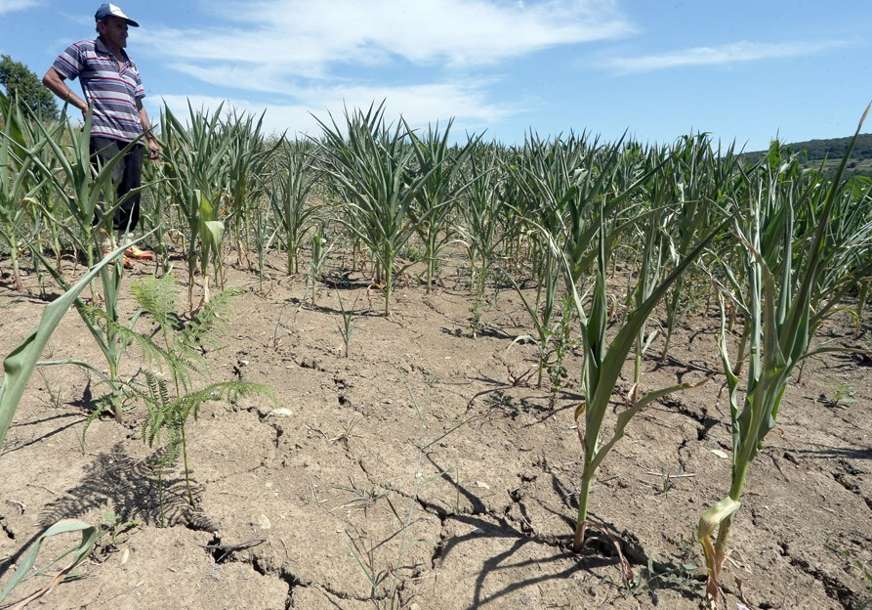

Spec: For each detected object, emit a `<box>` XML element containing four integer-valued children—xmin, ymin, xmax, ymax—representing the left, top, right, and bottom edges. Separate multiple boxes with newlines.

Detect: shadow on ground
<box><xmin>39</xmin><ymin>443</ymin><xmax>214</xmax><ymax>531</ymax></box>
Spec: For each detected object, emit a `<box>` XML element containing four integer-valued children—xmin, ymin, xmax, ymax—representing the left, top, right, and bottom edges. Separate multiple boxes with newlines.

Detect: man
<box><xmin>42</xmin><ymin>3</ymin><xmax>159</xmax><ymax>265</ymax></box>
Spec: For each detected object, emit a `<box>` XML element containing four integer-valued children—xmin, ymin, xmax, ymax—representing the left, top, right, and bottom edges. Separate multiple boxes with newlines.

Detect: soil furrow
<box><xmin>779</xmin><ymin>541</ymin><xmax>859</xmax><ymax>609</ymax></box>
<box><xmin>656</xmin><ymin>396</ymin><xmax>719</xmax><ymax>440</ymax></box>
<box><xmin>0</xmin><ymin>516</ymin><xmax>14</xmax><ymax>541</ymax></box>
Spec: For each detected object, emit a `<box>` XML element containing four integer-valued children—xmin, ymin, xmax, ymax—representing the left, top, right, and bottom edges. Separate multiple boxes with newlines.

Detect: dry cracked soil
<box><xmin>1</xmin><ymin>249</ymin><xmax>870</xmax><ymax>610</ymax></box>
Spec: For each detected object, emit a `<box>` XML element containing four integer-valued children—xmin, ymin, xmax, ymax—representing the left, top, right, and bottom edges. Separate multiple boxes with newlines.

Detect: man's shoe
<box><xmin>124</xmin><ymin>245</ymin><xmax>156</xmax><ymax>261</ymax></box>
<box><xmin>100</xmin><ymin>247</ymin><xmax>133</xmax><ymax>268</ymax></box>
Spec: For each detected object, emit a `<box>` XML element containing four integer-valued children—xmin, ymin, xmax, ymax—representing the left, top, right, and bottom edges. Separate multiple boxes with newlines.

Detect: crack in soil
<box><xmin>832</xmin><ymin>473</ymin><xmax>872</xmax><ymax>513</ymax></box>
<box><xmin>430</xmin><ymin>515</ymin><xmax>448</xmax><ymax>569</ymax></box>
<box><xmin>508</xmin><ymin>487</ymin><xmax>535</xmax><ymax>535</ymax></box>
<box><xmin>242</xmin><ymin>405</ymin><xmax>286</xmax><ymax>450</ymax></box>
<box><xmin>333</xmin><ymin>373</ymin><xmax>365</xmax><ymax>414</ymax></box>
<box><xmin>779</xmin><ymin>541</ymin><xmax>859</xmax><ymax>609</ymax></box>
<box><xmin>676</xmin><ymin>438</ymin><xmax>690</xmax><ymax>471</ymax></box>
<box><xmin>250</xmin><ymin>555</ymin><xmax>305</xmax><ymax>610</ymax></box>
<box><xmin>832</xmin><ymin>460</ymin><xmax>872</xmax><ymax>512</ymax></box>
<box><xmin>0</xmin><ymin>516</ymin><xmax>15</xmax><ymax>540</ymax></box>
<box><xmin>201</xmin><ymin>530</ymin><xmax>403</xmax><ymax>606</ymax></box>
<box><xmin>371</xmin><ymin>475</ymin><xmax>651</xmax><ymax>570</ymax></box>
<box><xmin>657</xmin><ymin>396</ymin><xmax>719</xmax><ymax>441</ymax></box>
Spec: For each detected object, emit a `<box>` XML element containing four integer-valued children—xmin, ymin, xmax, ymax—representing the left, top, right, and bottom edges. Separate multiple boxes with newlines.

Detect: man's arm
<box><xmin>42</xmin><ymin>67</ymin><xmax>88</xmax><ymax>114</ymax></box>
<box><xmin>136</xmin><ymin>98</ymin><xmax>160</xmax><ymax>161</ymax></box>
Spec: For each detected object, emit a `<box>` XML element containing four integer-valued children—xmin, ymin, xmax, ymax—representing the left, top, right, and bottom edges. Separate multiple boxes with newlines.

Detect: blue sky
<box><xmin>1</xmin><ymin>0</ymin><xmax>870</xmax><ymax>149</ymax></box>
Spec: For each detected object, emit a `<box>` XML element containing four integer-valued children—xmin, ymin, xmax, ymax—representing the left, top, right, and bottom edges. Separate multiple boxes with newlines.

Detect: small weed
<box><xmin>623</xmin><ymin>557</ymin><xmax>701</xmax><ymax>601</ymax></box>
<box><xmin>307</xmin><ymin>224</ymin><xmax>331</xmax><ymax>304</ymax></box>
<box><xmin>336</xmin><ymin>478</ymin><xmax>387</xmax><ymax>517</ymax></box>
<box><xmin>819</xmin><ymin>383</ymin><xmax>856</xmax><ymax>409</ymax></box>
<box><xmin>337</xmin><ymin>293</ymin><xmax>358</xmax><ymax>358</ymax></box>
<box><xmin>828</xmin><ymin>543</ymin><xmax>872</xmax><ymax>609</ymax></box>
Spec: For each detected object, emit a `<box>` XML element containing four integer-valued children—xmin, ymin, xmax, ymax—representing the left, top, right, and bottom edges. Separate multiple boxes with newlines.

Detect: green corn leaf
<box><xmin>697</xmin><ymin>496</ymin><xmax>741</xmax><ymax>550</ymax></box>
<box><xmin>0</xmin><ymin>237</ymin><xmax>148</xmax><ymax>447</ymax></box>
<box><xmin>0</xmin><ymin>518</ymin><xmax>99</xmax><ymax>602</ymax></box>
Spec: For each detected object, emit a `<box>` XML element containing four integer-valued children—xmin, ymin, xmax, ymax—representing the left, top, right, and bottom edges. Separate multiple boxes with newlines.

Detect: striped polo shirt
<box><xmin>52</xmin><ymin>37</ymin><xmax>145</xmax><ymax>142</ymax></box>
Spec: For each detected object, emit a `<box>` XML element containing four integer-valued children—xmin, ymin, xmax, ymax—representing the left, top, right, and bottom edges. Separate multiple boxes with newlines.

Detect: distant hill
<box><xmin>744</xmin><ymin>133</ymin><xmax>872</xmax><ymax>177</ymax></box>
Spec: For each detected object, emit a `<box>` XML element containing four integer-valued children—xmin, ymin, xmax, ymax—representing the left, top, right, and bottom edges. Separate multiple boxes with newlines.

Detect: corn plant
<box><xmin>140</xmin><ymin>157</ymin><xmax>176</xmax><ymax>273</ymax></box>
<box><xmin>307</xmin><ymin>223</ymin><xmax>331</xmax><ymax>304</ymax></box>
<box><xmin>0</xmin><ymin>239</ymin><xmax>143</xmax><ymax>447</ymax></box>
<box><xmin>504</xmin><ymin>134</ymin><xmax>580</xmax><ymax>384</ymax></box>
<box><xmin>535</xmin><ymin>155</ymin><xmax>727</xmax><ymax>549</ymax></box>
<box><xmin>0</xmin><ymin>95</ymin><xmax>68</xmax><ymax>290</ymax></box>
<box><xmin>316</xmin><ymin>103</ymin><xmax>435</xmax><ymax>316</ymax></box>
<box><xmin>627</xmin><ymin>151</ymin><xmax>677</xmax><ymax>387</ymax></box>
<box><xmin>811</xmin><ymin>178</ymin><xmax>872</xmax><ymax>321</ymax></box>
<box><xmin>337</xmin><ymin>293</ymin><xmax>357</xmax><ymax>358</ymax></box>
<box><xmin>13</xmin><ymin>109</ymin><xmax>150</xmax><ymax>416</ymax></box>
<box><xmin>698</xmin><ymin>107</ymin><xmax>871</xmax><ymax>603</ymax></box>
<box><xmin>250</xmin><ymin>198</ymin><xmax>274</xmax><ymax>292</ymax></box>
<box><xmin>161</xmin><ymin>102</ymin><xmax>229</xmax><ymax>311</ymax></box>
<box><xmin>270</xmin><ymin>140</ymin><xmax>320</xmax><ymax>275</ymax></box>
<box><xmin>223</xmin><ymin>110</ymin><xmax>278</xmax><ymax>268</ymax></box>
<box><xmin>457</xmin><ymin>145</ymin><xmax>504</xmax><ymax>335</ymax></box>
<box><xmin>27</xmin><ymin>133</ymin><xmax>70</xmax><ymax>292</ymax></box>
<box><xmin>629</xmin><ymin>204</ymin><xmax>668</xmax><ymax>387</ymax></box>
<box><xmin>661</xmin><ymin>135</ymin><xmax>739</xmax><ymax>359</ymax></box>
<box><xmin>407</xmin><ymin>119</ymin><xmax>478</xmax><ymax>292</ymax></box>
<box><xmin>0</xmin><ymin>94</ymin><xmax>40</xmax><ymax>291</ymax></box>
<box><xmin>0</xmin><ymin>513</ymin><xmax>122</xmax><ymax>605</ymax></box>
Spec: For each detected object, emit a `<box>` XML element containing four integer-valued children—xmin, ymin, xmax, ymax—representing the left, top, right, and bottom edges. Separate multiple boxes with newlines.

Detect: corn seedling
<box><xmin>510</xmin><ymin>272</ymin><xmax>562</xmax><ymax>388</ymax></box>
<box><xmin>407</xmin><ymin>119</ymin><xmax>478</xmax><ymax>293</ymax></box>
<box><xmin>337</xmin><ymin>292</ymin><xmax>357</xmax><ymax>358</ymax></box>
<box><xmin>660</xmin><ymin>135</ymin><xmax>738</xmax><ymax>359</ymax></box>
<box><xmin>0</xmin><ymin>237</ymin><xmax>144</xmax><ymax>447</ymax></box>
<box><xmin>307</xmin><ymin>223</ymin><xmax>331</xmax><ymax>304</ymax></box>
<box><xmin>0</xmin><ymin>512</ymin><xmax>121</xmax><ymax>605</ymax></box>
<box><xmin>538</xmin><ymin>185</ymin><xmax>725</xmax><ymax>550</ymax></box>
<box><xmin>251</xmin><ymin>198</ymin><xmax>278</xmax><ymax>292</ymax></box>
<box><xmin>697</xmin><ymin>106</ymin><xmax>871</xmax><ymax>604</ymax></box>
<box><xmin>457</xmin><ymin>145</ymin><xmax>504</xmax><ymax>336</ymax></box>
<box><xmin>0</xmin><ymin>94</ymin><xmax>45</xmax><ymax>291</ymax></box>
<box><xmin>629</xmin><ymin>184</ymin><xmax>669</xmax><ymax>388</ymax></box>
<box><xmin>141</xmin><ymin>157</ymin><xmax>176</xmax><ymax>273</ymax></box>
<box><xmin>160</xmin><ymin>102</ymin><xmax>229</xmax><ymax>311</ymax></box>
<box><xmin>223</xmin><ymin>110</ymin><xmax>278</xmax><ymax>268</ymax></box>
<box><xmin>819</xmin><ymin>382</ymin><xmax>856</xmax><ymax>409</ymax></box>
<box><xmin>316</xmin><ymin>103</ymin><xmax>436</xmax><ymax>316</ymax></box>
<box><xmin>505</xmin><ymin>135</ymin><xmax>583</xmax><ymax>384</ymax></box>
<box><xmin>270</xmin><ymin>140</ymin><xmax>320</xmax><ymax>275</ymax></box>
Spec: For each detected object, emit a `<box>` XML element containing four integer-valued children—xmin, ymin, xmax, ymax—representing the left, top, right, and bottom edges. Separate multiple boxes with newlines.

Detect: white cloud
<box><xmin>0</xmin><ymin>0</ymin><xmax>38</xmax><ymax>14</ymax></box>
<box><xmin>162</xmin><ymin>62</ymin><xmax>518</xmax><ymax>121</ymax></box>
<box><xmin>149</xmin><ymin>80</ymin><xmax>518</xmax><ymax>138</ymax></box>
<box><xmin>168</xmin><ymin>63</ymin><xmax>295</xmax><ymax>96</ymax></box>
<box><xmin>146</xmin><ymin>0</ymin><xmax>631</xmax><ymax>77</ymax></box>
<box><xmin>604</xmin><ymin>40</ymin><xmax>850</xmax><ymax>74</ymax></box>
<box><xmin>302</xmin><ymin>81</ymin><xmax>518</xmax><ymax>125</ymax></box>
<box><xmin>138</xmin><ymin>1</ymin><xmax>626</xmax><ymax>135</ymax></box>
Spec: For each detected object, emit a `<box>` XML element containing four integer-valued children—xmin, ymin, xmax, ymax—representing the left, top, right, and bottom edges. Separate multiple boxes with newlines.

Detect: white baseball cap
<box><xmin>94</xmin><ymin>3</ymin><xmax>140</xmax><ymax>27</ymax></box>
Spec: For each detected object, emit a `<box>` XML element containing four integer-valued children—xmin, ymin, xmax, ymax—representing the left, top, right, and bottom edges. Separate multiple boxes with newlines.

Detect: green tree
<box><xmin>0</xmin><ymin>55</ymin><xmax>57</xmax><ymax>120</ymax></box>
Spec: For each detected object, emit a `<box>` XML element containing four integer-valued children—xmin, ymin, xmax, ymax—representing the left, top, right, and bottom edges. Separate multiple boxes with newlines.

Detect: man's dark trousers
<box><xmin>90</xmin><ymin>136</ymin><xmax>144</xmax><ymax>233</ymax></box>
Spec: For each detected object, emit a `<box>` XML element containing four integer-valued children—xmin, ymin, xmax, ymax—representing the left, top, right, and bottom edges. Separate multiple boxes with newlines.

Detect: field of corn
<box><xmin>0</xmin><ymin>93</ymin><xmax>870</xmax><ymax>609</ymax></box>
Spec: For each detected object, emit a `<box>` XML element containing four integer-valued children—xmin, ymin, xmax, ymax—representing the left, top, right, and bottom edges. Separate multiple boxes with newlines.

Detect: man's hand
<box><xmin>42</xmin><ymin>67</ymin><xmax>88</xmax><ymax>115</ymax></box>
<box><xmin>146</xmin><ymin>136</ymin><xmax>161</xmax><ymax>161</ymax></box>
